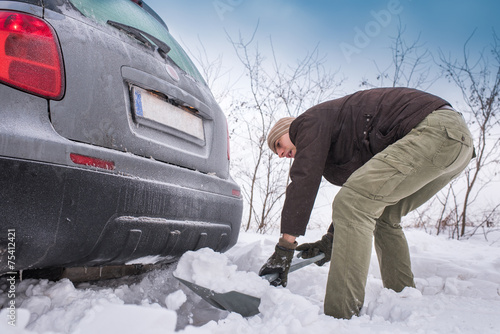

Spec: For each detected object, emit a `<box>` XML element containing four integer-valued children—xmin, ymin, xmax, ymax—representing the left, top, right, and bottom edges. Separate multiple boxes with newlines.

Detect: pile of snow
<box><xmin>1</xmin><ymin>230</ymin><xmax>499</xmax><ymax>333</ymax></box>
<box><xmin>173</xmin><ymin>247</ymin><xmax>270</xmax><ymax>296</ymax></box>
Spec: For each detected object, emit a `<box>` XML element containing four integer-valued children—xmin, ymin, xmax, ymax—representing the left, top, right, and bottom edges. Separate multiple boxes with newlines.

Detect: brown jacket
<box><xmin>282</xmin><ymin>87</ymin><xmax>450</xmax><ymax>236</ymax></box>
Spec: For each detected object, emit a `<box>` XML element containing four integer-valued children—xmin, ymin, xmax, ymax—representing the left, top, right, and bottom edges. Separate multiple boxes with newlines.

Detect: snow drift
<box><xmin>1</xmin><ymin>230</ymin><xmax>499</xmax><ymax>333</ymax></box>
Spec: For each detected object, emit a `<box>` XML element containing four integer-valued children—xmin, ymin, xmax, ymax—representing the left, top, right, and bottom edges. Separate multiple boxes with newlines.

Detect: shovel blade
<box><xmin>174</xmin><ymin>275</ymin><xmax>261</xmax><ymax>317</ymax></box>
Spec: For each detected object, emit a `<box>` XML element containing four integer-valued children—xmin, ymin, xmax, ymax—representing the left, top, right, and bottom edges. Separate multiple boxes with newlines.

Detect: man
<box><xmin>259</xmin><ymin>87</ymin><xmax>474</xmax><ymax>319</ymax></box>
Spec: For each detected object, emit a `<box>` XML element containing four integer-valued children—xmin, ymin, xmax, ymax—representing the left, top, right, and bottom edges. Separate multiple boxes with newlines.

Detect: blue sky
<box><xmin>146</xmin><ymin>0</ymin><xmax>500</xmax><ymax>98</ymax></box>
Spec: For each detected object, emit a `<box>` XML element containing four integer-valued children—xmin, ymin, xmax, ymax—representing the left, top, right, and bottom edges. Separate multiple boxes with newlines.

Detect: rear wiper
<box><xmin>107</xmin><ymin>20</ymin><xmax>171</xmax><ymax>59</ymax></box>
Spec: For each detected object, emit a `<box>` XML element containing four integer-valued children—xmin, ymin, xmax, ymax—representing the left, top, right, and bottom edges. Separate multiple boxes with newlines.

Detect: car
<box><xmin>0</xmin><ymin>0</ymin><xmax>243</xmax><ymax>279</ymax></box>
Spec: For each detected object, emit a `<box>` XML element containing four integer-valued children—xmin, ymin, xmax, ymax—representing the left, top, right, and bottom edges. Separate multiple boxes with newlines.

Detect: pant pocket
<box><xmin>345</xmin><ymin>153</ymin><xmax>415</xmax><ymax>201</ymax></box>
<box><xmin>371</xmin><ymin>154</ymin><xmax>415</xmax><ymax>200</ymax></box>
<box><xmin>432</xmin><ymin>127</ymin><xmax>471</xmax><ymax>169</ymax></box>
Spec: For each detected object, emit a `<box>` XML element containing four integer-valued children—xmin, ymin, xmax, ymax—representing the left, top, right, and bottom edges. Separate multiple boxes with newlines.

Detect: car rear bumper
<box><xmin>0</xmin><ymin>156</ymin><xmax>243</xmax><ymax>274</ymax></box>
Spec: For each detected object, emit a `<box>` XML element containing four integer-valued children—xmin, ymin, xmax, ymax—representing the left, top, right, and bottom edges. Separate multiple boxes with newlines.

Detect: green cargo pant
<box><xmin>324</xmin><ymin>109</ymin><xmax>474</xmax><ymax>319</ymax></box>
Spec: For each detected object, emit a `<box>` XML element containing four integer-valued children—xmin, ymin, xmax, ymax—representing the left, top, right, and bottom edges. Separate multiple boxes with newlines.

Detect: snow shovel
<box><xmin>174</xmin><ymin>252</ymin><xmax>325</xmax><ymax>317</ymax></box>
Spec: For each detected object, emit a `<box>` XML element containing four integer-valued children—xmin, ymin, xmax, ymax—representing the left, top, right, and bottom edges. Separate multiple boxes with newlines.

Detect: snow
<box><xmin>1</xmin><ymin>229</ymin><xmax>499</xmax><ymax>333</ymax></box>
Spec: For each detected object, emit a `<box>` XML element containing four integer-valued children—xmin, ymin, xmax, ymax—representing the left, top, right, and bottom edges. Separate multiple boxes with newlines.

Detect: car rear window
<box><xmin>68</xmin><ymin>0</ymin><xmax>206</xmax><ymax>85</ymax></box>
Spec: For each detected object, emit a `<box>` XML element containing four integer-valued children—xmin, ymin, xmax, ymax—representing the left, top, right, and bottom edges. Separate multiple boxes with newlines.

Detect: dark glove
<box><xmin>259</xmin><ymin>238</ymin><xmax>297</xmax><ymax>287</ymax></box>
<box><xmin>296</xmin><ymin>232</ymin><xmax>333</xmax><ymax>266</ymax></box>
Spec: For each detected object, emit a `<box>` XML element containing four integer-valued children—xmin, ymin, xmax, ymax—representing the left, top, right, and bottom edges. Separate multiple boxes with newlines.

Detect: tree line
<box><xmin>192</xmin><ymin>24</ymin><xmax>500</xmax><ymax>240</ymax></box>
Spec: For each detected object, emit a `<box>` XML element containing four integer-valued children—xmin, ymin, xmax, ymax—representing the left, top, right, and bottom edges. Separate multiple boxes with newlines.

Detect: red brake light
<box><xmin>0</xmin><ymin>11</ymin><xmax>65</xmax><ymax>99</ymax></box>
<box><xmin>70</xmin><ymin>153</ymin><xmax>115</xmax><ymax>170</ymax></box>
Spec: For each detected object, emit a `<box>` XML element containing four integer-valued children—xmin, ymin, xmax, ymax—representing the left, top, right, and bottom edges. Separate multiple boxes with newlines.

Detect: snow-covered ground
<box><xmin>1</xmin><ymin>229</ymin><xmax>499</xmax><ymax>333</ymax></box>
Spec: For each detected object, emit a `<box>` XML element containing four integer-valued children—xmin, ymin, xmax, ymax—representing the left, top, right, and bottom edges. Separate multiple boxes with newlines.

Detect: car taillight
<box><xmin>0</xmin><ymin>11</ymin><xmax>65</xmax><ymax>99</ymax></box>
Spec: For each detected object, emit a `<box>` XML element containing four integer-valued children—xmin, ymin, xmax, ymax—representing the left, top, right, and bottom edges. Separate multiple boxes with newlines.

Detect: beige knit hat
<box><xmin>267</xmin><ymin>117</ymin><xmax>296</xmax><ymax>154</ymax></box>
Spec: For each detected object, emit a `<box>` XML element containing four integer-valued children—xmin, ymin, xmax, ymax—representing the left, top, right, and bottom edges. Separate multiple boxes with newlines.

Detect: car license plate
<box><xmin>132</xmin><ymin>86</ymin><xmax>204</xmax><ymax>141</ymax></box>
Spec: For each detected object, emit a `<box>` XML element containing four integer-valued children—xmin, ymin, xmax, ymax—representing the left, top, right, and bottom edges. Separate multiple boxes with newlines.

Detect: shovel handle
<box><xmin>263</xmin><ymin>252</ymin><xmax>326</xmax><ymax>283</ymax></box>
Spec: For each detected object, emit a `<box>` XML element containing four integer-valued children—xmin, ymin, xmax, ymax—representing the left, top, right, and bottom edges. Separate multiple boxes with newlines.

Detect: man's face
<box><xmin>275</xmin><ymin>133</ymin><xmax>296</xmax><ymax>158</ymax></box>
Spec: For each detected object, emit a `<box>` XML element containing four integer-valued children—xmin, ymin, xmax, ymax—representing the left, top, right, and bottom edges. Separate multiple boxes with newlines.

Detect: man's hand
<box><xmin>296</xmin><ymin>232</ymin><xmax>333</xmax><ymax>266</ymax></box>
<box><xmin>259</xmin><ymin>238</ymin><xmax>297</xmax><ymax>287</ymax></box>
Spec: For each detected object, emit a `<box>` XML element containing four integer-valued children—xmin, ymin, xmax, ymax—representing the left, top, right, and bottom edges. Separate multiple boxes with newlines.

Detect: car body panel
<box><xmin>45</xmin><ymin>3</ymin><xmax>228</xmax><ymax>177</ymax></box>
